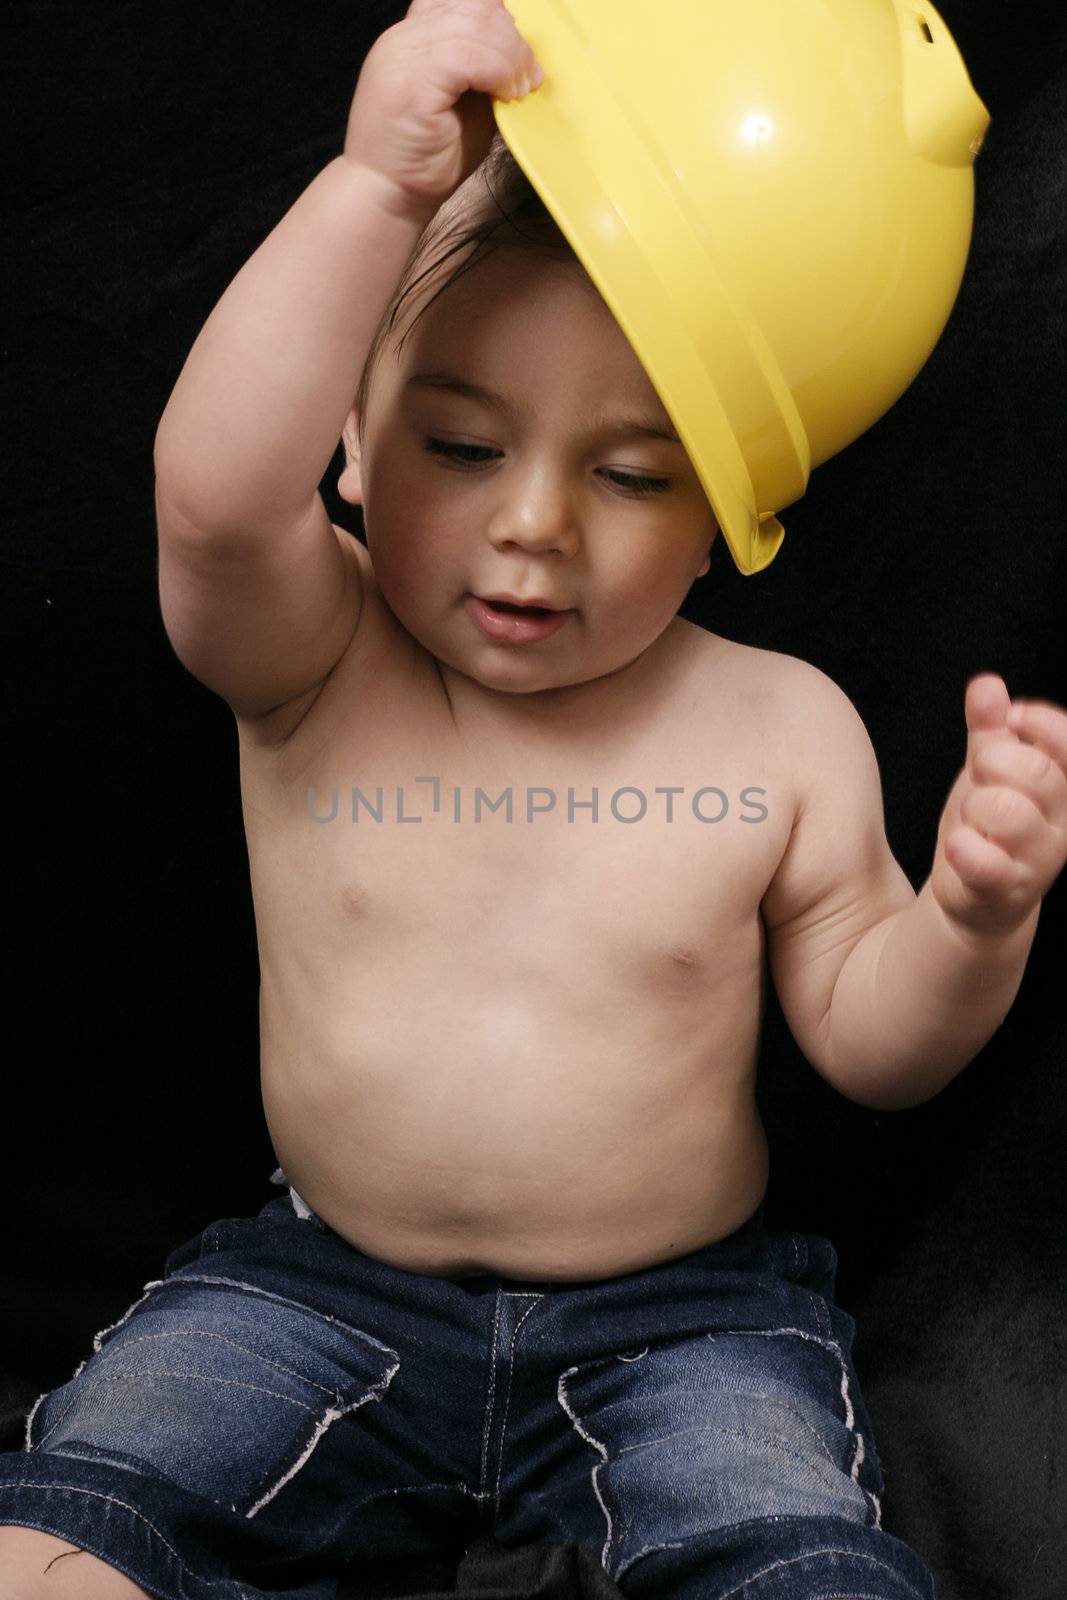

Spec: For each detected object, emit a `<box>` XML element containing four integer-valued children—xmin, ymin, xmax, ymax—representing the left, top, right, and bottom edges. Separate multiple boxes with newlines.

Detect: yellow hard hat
<box><xmin>493</xmin><ymin>0</ymin><xmax>990</xmax><ymax>575</ymax></box>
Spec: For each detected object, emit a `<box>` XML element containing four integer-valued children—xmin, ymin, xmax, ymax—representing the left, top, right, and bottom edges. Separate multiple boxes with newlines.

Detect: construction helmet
<box><xmin>493</xmin><ymin>0</ymin><xmax>991</xmax><ymax>575</ymax></box>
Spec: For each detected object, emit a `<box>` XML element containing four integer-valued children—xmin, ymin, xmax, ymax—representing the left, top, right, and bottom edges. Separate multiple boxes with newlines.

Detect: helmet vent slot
<box><xmin>917</xmin><ymin>16</ymin><xmax>935</xmax><ymax>43</ymax></box>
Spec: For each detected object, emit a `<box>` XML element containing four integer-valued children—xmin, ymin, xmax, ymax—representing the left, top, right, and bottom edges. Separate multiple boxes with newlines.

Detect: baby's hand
<box><xmin>343</xmin><ymin>0</ymin><xmax>544</xmax><ymax>217</ymax></box>
<box><xmin>930</xmin><ymin>673</ymin><xmax>1067</xmax><ymax>942</ymax></box>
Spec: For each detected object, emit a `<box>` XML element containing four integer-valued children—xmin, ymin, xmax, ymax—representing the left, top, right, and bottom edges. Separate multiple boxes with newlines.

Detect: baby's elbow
<box><xmin>811</xmin><ymin>1058</ymin><xmax>939</xmax><ymax>1113</ymax></box>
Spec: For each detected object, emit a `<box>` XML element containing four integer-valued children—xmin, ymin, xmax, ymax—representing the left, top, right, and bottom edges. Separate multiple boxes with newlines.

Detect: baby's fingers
<box><xmin>1007</xmin><ymin>698</ymin><xmax>1067</xmax><ymax>771</ymax></box>
<box><xmin>955</xmin><ymin>768</ymin><xmax>1066</xmax><ymax>912</ymax></box>
<box><xmin>943</xmin><ymin>821</ymin><xmax>1023</xmax><ymax>894</ymax></box>
<box><xmin>936</xmin><ymin>820</ymin><xmax>1037</xmax><ymax>939</ymax></box>
<box><xmin>959</xmin><ymin>781</ymin><xmax>1046</xmax><ymax>858</ymax></box>
<box><xmin>408</xmin><ymin>0</ymin><xmax>541</xmax><ymax>94</ymax></box>
<box><xmin>970</xmin><ymin>732</ymin><xmax>1067</xmax><ymax>827</ymax></box>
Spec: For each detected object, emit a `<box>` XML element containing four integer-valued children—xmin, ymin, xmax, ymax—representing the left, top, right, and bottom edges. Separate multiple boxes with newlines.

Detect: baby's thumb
<box><xmin>964</xmin><ymin>672</ymin><xmax>1011</xmax><ymax>739</ymax></box>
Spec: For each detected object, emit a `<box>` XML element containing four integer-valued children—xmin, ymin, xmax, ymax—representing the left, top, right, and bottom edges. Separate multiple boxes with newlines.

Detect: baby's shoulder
<box><xmin>726</xmin><ymin>643</ymin><xmax>883</xmax><ymax>812</ymax></box>
<box><xmin>685</xmin><ymin>624</ymin><xmax>851</xmax><ymax>723</ymax></box>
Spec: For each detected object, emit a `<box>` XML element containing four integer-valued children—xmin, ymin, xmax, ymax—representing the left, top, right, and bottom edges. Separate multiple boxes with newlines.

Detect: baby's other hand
<box><xmin>344</xmin><ymin>0</ymin><xmax>544</xmax><ymax>218</ymax></box>
<box><xmin>930</xmin><ymin>672</ymin><xmax>1067</xmax><ymax>942</ymax></box>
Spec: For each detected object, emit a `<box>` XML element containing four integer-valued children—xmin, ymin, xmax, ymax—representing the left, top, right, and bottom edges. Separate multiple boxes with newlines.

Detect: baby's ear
<box><xmin>697</xmin><ymin>524</ymin><xmax>719</xmax><ymax>578</ymax></box>
<box><xmin>337</xmin><ymin>405</ymin><xmax>364</xmax><ymax>505</ymax></box>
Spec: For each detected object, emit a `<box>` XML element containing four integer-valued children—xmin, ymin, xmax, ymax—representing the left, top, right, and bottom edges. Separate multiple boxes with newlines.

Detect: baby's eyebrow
<box><xmin>404</xmin><ymin>369</ymin><xmax>683</xmax><ymax>445</ymax></box>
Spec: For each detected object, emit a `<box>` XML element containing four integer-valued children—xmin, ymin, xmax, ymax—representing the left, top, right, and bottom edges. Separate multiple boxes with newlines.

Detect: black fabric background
<box><xmin>4</xmin><ymin>3</ymin><xmax>1066</xmax><ymax>1596</ymax></box>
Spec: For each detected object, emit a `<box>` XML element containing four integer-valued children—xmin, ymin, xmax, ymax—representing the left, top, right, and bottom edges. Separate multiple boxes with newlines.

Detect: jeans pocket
<box><xmin>29</xmin><ymin>1274</ymin><xmax>400</xmax><ymax>1524</ymax></box>
<box><xmin>758</xmin><ymin>1230</ymin><xmax>886</xmax><ymax>1508</ymax></box>
<box><xmin>558</xmin><ymin>1326</ymin><xmax>880</xmax><ymax>1580</ymax></box>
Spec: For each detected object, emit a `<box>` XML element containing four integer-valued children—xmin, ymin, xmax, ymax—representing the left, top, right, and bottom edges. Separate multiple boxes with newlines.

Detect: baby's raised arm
<box><xmin>156</xmin><ymin>0</ymin><xmax>541</xmax><ymax>537</ymax></box>
<box><xmin>152</xmin><ymin>2</ymin><xmax>541</xmax><ymax>721</ymax></box>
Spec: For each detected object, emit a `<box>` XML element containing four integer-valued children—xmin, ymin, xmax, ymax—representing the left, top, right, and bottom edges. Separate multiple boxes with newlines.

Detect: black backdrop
<box><xmin>4</xmin><ymin>3</ymin><xmax>1066</xmax><ymax>1597</ymax></box>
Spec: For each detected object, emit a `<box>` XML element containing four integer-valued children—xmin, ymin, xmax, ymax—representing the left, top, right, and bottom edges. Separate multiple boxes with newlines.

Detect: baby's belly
<box><xmin>258</xmin><ymin>957</ymin><xmax>770</xmax><ymax>1281</ymax></box>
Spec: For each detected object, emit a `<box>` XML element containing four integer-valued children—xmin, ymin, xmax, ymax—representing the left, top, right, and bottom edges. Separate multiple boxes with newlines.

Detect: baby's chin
<box><xmin>435</xmin><ymin>651</ymin><xmax>594</xmax><ymax>698</ymax></box>
<box><xmin>432</xmin><ymin>642</ymin><xmax>657</xmax><ymax>705</ymax></box>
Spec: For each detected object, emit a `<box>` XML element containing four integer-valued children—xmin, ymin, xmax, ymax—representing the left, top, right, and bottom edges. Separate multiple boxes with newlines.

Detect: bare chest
<box><xmin>240</xmin><ymin>633</ymin><xmax>792</xmax><ymax>1004</ymax></box>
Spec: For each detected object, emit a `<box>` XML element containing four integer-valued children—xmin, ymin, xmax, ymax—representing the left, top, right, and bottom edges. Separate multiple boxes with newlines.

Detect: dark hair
<box><xmin>354</xmin><ymin>134</ymin><xmax>579</xmax><ymax>434</ymax></box>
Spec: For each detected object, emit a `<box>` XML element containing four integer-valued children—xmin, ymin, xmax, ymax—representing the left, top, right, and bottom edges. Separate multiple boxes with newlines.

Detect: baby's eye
<box><xmin>420</xmin><ymin>438</ymin><xmax>671</xmax><ymax>497</ymax></box>
<box><xmin>600</xmin><ymin>468</ymin><xmax>672</xmax><ymax>496</ymax></box>
<box><xmin>421</xmin><ymin>438</ymin><xmax>497</xmax><ymax>467</ymax></box>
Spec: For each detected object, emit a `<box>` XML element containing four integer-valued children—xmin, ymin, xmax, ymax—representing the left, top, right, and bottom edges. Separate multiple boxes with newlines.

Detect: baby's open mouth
<box><xmin>467</xmin><ymin>595</ymin><xmax>573</xmax><ymax>642</ymax></box>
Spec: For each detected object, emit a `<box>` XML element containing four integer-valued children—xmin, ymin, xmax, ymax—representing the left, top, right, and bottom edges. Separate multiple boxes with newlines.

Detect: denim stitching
<box><xmin>700</xmin><ymin>1339</ymin><xmax>846</xmax><ymax>1473</ymax></box>
<box><xmin>30</xmin><ymin>1362</ymin><xmax>401</xmax><ymax>1523</ymax></box>
<box><xmin>619</xmin><ymin>1533</ymin><xmax>922</xmax><ymax>1593</ymax></box>
<box><xmin>615</xmin><ymin>1404</ymin><xmax>841</xmax><ymax>1479</ymax></box>
<box><xmin>0</xmin><ymin>1482</ymin><xmax>248</xmax><ymax>1592</ymax></box>
<box><xmin>718</xmin><ymin>1540</ymin><xmax>922</xmax><ymax>1596</ymax></box>
<box><xmin>30</xmin><ymin>1287</ymin><xmax>390</xmax><ymax>1451</ymax></box>
<box><xmin>30</xmin><ymin>1276</ymin><xmax>171</xmax><ymax>1432</ymax></box>
<box><xmin>158</xmin><ymin>1275</ymin><xmax>400</xmax><ymax>1361</ymax></box>
<box><xmin>23</xmin><ymin>1390</ymin><xmax>50</xmax><ymax>1451</ymax></box>
<box><xmin>45</xmin><ymin>1369</ymin><xmax>319</xmax><ymax>1414</ymax></box>
<box><xmin>557</xmin><ymin>1365</ymin><xmax>614</xmax><ymax>1571</ymax></box>
<box><xmin>479</xmin><ymin>1293</ymin><xmax>504</xmax><ymax>1500</ymax></box>
<box><xmin>28</xmin><ymin>1274</ymin><xmax>403</xmax><ymax>1523</ymax></box>
<box><xmin>31</xmin><ymin>1269</ymin><xmax>392</xmax><ymax>1374</ymax></box>
<box><xmin>87</xmin><ymin>1329</ymin><xmax>342</xmax><ymax>1401</ymax></box>
<box><xmin>28</xmin><ymin>1386</ymin><xmax>83</xmax><ymax>1451</ymax></box>
<box><xmin>245</xmin><ymin>1370</ymin><xmax>398</xmax><ymax>1519</ymax></box>
<box><xmin>557</xmin><ymin>1320</ymin><xmax>878</xmax><ymax>1577</ymax></box>
<box><xmin>83</xmin><ymin>1281</ymin><xmax>167</xmax><ymax>1358</ymax></box>
<box><xmin>709</xmin><ymin>1327</ymin><xmax>881</xmax><ymax>1527</ymax></box>
<box><xmin>494</xmin><ymin>1297</ymin><xmax>542</xmax><ymax>1516</ymax></box>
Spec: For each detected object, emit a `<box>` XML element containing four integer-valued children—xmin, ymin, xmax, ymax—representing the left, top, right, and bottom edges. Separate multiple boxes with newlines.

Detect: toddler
<box><xmin>2</xmin><ymin>3</ymin><xmax>1065</xmax><ymax>1597</ymax></box>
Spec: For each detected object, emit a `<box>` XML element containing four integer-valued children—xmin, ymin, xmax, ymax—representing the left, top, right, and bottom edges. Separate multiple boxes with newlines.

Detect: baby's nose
<box><xmin>487</xmin><ymin>485</ymin><xmax>580</xmax><ymax>558</ymax></box>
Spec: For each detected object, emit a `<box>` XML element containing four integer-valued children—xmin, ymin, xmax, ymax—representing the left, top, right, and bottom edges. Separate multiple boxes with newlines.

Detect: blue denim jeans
<box><xmin>0</xmin><ymin>1173</ymin><xmax>937</xmax><ymax>1599</ymax></box>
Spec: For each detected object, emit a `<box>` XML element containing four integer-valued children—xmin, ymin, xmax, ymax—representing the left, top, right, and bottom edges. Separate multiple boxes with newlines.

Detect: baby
<box><xmin>2</xmin><ymin>3</ymin><xmax>1065</xmax><ymax>1597</ymax></box>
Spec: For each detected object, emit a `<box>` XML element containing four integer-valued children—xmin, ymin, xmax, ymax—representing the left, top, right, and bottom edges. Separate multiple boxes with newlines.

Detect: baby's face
<box><xmin>340</xmin><ymin>247</ymin><xmax>717</xmax><ymax>698</ymax></box>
